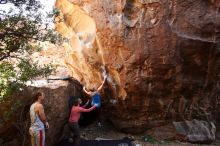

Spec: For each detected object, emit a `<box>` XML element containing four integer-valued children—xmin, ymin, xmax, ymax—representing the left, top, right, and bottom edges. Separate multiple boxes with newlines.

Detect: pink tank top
<box><xmin>69</xmin><ymin>105</ymin><xmax>96</xmax><ymax>123</ymax></box>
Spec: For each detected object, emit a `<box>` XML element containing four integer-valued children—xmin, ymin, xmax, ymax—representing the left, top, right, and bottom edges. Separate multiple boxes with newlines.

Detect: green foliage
<box><xmin>141</xmin><ymin>135</ymin><xmax>161</xmax><ymax>144</ymax></box>
<box><xmin>48</xmin><ymin>8</ymin><xmax>60</xmax><ymax>18</ymax></box>
<box><xmin>0</xmin><ymin>62</ymin><xmax>15</xmax><ymax>99</ymax></box>
<box><xmin>0</xmin><ymin>60</ymin><xmax>53</xmax><ymax>102</ymax></box>
<box><xmin>0</xmin><ymin>0</ymin><xmax>63</xmax><ymax>101</ymax></box>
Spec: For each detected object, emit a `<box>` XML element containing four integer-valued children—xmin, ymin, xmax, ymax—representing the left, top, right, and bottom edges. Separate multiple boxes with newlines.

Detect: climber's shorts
<box><xmin>29</xmin><ymin>128</ymin><xmax>45</xmax><ymax>146</ymax></box>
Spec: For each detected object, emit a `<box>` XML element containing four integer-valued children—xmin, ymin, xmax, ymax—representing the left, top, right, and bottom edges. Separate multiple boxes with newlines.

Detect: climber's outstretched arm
<box><xmin>83</xmin><ymin>86</ymin><xmax>94</xmax><ymax>96</ymax></box>
<box><xmin>97</xmin><ymin>77</ymin><xmax>107</xmax><ymax>92</ymax></box>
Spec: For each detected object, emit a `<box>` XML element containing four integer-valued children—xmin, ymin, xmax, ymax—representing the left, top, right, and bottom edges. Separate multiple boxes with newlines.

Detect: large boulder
<box><xmin>173</xmin><ymin>119</ymin><xmax>216</xmax><ymax>143</ymax></box>
<box><xmin>55</xmin><ymin>0</ymin><xmax>220</xmax><ymax>134</ymax></box>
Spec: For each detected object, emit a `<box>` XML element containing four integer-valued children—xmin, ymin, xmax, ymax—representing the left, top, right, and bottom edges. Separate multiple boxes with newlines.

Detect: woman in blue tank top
<box><xmin>83</xmin><ymin>76</ymin><xmax>107</xmax><ymax>126</ymax></box>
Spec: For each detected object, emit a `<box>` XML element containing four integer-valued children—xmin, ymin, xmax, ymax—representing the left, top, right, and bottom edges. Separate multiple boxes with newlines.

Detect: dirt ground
<box><xmin>80</xmin><ymin>119</ymin><xmax>219</xmax><ymax>146</ymax></box>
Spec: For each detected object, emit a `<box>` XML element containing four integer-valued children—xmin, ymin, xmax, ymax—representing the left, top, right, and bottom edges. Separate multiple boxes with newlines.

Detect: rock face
<box><xmin>55</xmin><ymin>0</ymin><xmax>220</xmax><ymax>135</ymax></box>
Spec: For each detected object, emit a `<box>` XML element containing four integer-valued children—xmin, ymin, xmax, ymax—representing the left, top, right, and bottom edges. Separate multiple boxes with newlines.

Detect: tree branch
<box><xmin>0</xmin><ymin>52</ymin><xmax>10</xmax><ymax>61</ymax></box>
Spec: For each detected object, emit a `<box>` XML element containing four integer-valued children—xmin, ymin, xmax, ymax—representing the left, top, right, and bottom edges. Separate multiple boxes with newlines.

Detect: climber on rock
<box><xmin>68</xmin><ymin>97</ymin><xmax>98</xmax><ymax>146</ymax></box>
<box><xmin>83</xmin><ymin>75</ymin><xmax>107</xmax><ymax>127</ymax></box>
<box><xmin>29</xmin><ymin>92</ymin><xmax>49</xmax><ymax>146</ymax></box>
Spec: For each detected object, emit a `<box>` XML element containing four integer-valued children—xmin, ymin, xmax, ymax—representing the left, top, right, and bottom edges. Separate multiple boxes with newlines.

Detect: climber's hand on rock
<box><xmin>104</xmin><ymin>74</ymin><xmax>108</xmax><ymax>80</ymax></box>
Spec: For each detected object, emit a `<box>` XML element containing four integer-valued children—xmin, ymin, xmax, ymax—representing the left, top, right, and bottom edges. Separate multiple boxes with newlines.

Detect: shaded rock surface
<box><xmin>55</xmin><ymin>0</ymin><xmax>220</xmax><ymax>135</ymax></box>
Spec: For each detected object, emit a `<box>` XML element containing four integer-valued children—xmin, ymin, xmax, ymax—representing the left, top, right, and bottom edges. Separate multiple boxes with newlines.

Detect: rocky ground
<box><xmin>80</xmin><ymin>119</ymin><xmax>219</xmax><ymax>146</ymax></box>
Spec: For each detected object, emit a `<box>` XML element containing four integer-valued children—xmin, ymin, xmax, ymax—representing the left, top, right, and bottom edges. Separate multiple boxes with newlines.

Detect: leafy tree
<box><xmin>0</xmin><ymin>0</ymin><xmax>62</xmax><ymax>101</ymax></box>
